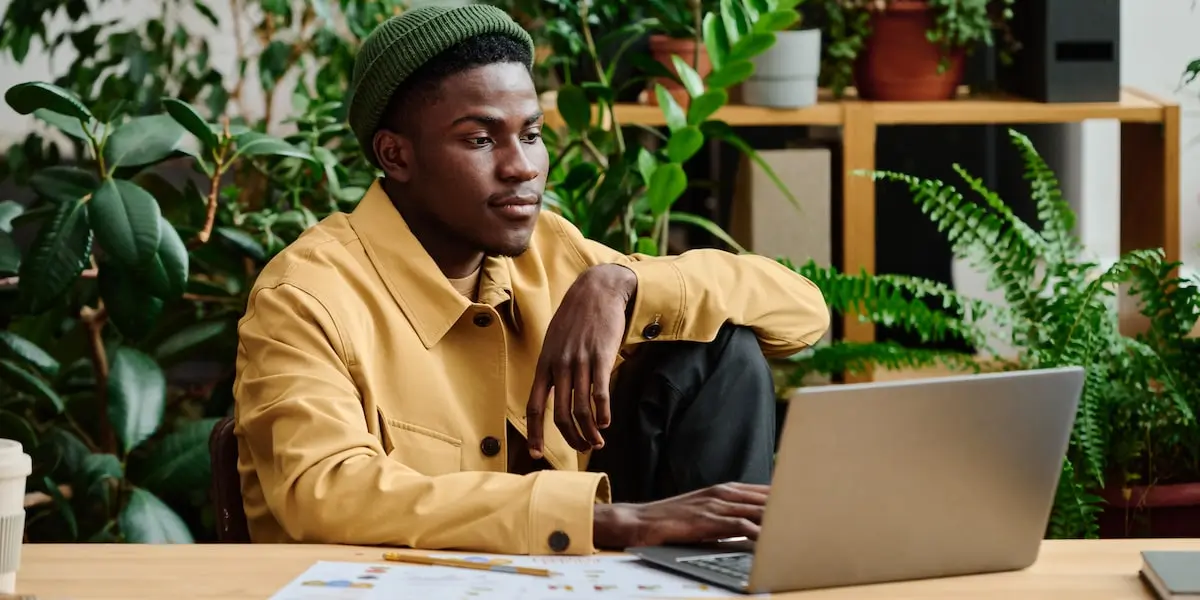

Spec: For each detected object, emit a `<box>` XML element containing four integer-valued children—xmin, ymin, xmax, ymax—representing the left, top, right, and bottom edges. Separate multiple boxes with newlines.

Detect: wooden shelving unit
<box><xmin>543</xmin><ymin>86</ymin><xmax>1181</xmax><ymax>377</ymax></box>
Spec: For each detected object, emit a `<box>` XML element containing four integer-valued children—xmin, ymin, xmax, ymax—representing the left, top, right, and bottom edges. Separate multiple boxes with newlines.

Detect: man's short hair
<box><xmin>380</xmin><ymin>33</ymin><xmax>534</xmax><ymax>137</ymax></box>
<box><xmin>346</xmin><ymin>4</ymin><xmax>535</xmax><ymax>167</ymax></box>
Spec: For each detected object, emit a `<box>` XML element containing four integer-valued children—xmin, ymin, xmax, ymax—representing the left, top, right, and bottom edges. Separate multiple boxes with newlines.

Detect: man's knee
<box><xmin>710</xmin><ymin>322</ymin><xmax>769</xmax><ymax>371</ymax></box>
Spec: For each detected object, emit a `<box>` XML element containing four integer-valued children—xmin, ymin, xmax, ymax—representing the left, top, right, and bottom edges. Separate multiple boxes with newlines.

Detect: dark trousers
<box><xmin>586</xmin><ymin>323</ymin><xmax>778</xmax><ymax>503</ymax></box>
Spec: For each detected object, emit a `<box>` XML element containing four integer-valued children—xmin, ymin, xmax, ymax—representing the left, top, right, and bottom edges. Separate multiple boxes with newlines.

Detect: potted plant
<box><xmin>640</xmin><ymin>0</ymin><xmax>721</xmax><ymax>107</ymax></box>
<box><xmin>771</xmin><ymin>128</ymin><xmax>1200</xmax><ymax>539</ymax></box>
<box><xmin>740</xmin><ymin>0</ymin><xmax>824</xmax><ymax>108</ymax></box>
<box><xmin>546</xmin><ymin>0</ymin><xmax>802</xmax><ymax>253</ymax></box>
<box><xmin>807</xmin><ymin>0</ymin><xmax>1017</xmax><ymax>100</ymax></box>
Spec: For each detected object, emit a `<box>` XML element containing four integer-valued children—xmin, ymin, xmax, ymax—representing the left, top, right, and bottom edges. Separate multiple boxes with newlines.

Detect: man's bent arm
<box><xmin>234</xmin><ymin>282</ymin><xmax>609</xmax><ymax>554</ymax></box>
<box><xmin>545</xmin><ymin>213</ymin><xmax>831</xmax><ymax>357</ymax></box>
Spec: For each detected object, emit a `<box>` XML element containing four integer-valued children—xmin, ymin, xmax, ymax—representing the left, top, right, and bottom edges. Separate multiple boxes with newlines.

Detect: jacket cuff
<box><xmin>622</xmin><ymin>260</ymin><xmax>685</xmax><ymax>345</ymax></box>
<box><xmin>529</xmin><ymin>471</ymin><xmax>610</xmax><ymax>555</ymax></box>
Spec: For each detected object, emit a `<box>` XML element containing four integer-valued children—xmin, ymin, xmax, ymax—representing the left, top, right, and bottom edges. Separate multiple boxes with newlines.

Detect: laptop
<box><xmin>628</xmin><ymin>366</ymin><xmax>1085</xmax><ymax>595</ymax></box>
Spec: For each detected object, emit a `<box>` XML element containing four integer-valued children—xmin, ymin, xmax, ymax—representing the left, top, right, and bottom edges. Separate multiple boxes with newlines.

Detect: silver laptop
<box><xmin>628</xmin><ymin>366</ymin><xmax>1085</xmax><ymax>595</ymax></box>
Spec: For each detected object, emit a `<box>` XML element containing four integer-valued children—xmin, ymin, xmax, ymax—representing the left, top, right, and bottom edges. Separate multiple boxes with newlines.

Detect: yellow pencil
<box><xmin>381</xmin><ymin>552</ymin><xmax>553</xmax><ymax>577</ymax></box>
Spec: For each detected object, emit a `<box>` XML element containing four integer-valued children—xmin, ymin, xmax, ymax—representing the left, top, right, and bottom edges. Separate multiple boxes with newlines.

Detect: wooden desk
<box><xmin>15</xmin><ymin>539</ymin><xmax>1200</xmax><ymax>599</ymax></box>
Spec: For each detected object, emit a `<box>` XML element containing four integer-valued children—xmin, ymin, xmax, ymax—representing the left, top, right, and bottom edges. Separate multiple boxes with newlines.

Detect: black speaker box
<box><xmin>1000</xmin><ymin>0</ymin><xmax>1121</xmax><ymax>103</ymax></box>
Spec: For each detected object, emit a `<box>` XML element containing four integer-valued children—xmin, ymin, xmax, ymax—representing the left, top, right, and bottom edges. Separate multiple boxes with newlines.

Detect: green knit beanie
<box><xmin>347</xmin><ymin>4</ymin><xmax>535</xmax><ymax>168</ymax></box>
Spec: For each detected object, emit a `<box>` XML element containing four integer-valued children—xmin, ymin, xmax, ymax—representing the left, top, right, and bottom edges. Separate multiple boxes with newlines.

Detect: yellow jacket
<box><xmin>233</xmin><ymin>181</ymin><xmax>830</xmax><ymax>555</ymax></box>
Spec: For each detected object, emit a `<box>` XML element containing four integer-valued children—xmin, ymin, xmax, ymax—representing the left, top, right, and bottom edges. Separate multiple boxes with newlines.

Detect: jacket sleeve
<box><xmin>545</xmin><ymin>212</ymin><xmax>830</xmax><ymax>358</ymax></box>
<box><xmin>233</xmin><ymin>281</ymin><xmax>610</xmax><ymax>555</ymax></box>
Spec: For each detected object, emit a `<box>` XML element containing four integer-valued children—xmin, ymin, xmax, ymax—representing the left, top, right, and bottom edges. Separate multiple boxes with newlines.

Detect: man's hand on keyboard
<box><xmin>593</xmin><ymin>483</ymin><xmax>769</xmax><ymax>548</ymax></box>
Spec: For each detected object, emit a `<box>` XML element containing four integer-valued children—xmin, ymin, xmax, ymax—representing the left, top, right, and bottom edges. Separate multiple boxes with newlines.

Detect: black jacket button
<box><xmin>480</xmin><ymin>436</ymin><xmax>501</xmax><ymax>457</ymax></box>
<box><xmin>473</xmin><ymin>313</ymin><xmax>493</xmax><ymax>327</ymax></box>
<box><xmin>548</xmin><ymin>530</ymin><xmax>570</xmax><ymax>552</ymax></box>
<box><xmin>641</xmin><ymin>322</ymin><xmax>662</xmax><ymax>339</ymax></box>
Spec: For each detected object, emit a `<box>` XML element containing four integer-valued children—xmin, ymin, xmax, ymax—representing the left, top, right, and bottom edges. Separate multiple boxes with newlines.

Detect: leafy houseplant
<box><xmin>545</xmin><ymin>0</ymin><xmax>802</xmax><ymax>255</ymax></box>
<box><xmin>641</xmin><ymin>0</ymin><xmax>722</xmax><ymax>107</ymax></box>
<box><xmin>805</xmin><ymin>0</ymin><xmax>1017</xmax><ymax>99</ymax></box>
<box><xmin>0</xmin><ymin>80</ymin><xmax>317</xmax><ymax>542</ymax></box>
<box><xmin>739</xmin><ymin>0</ymin><xmax>825</xmax><ymax>108</ymax></box>
<box><xmin>773</xmin><ymin>128</ymin><xmax>1200</xmax><ymax>539</ymax></box>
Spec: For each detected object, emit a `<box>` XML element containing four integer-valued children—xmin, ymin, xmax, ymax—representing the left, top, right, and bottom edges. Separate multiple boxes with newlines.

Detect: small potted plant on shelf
<box><xmin>806</xmin><ymin>0</ymin><xmax>1017</xmax><ymax>100</ymax></box>
<box><xmin>641</xmin><ymin>0</ymin><xmax>721</xmax><ymax>107</ymax></box>
<box><xmin>740</xmin><ymin>0</ymin><xmax>824</xmax><ymax>108</ymax></box>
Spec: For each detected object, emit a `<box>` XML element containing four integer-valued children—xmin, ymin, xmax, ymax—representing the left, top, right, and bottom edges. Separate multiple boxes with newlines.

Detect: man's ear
<box><xmin>373</xmin><ymin>129</ymin><xmax>414</xmax><ymax>183</ymax></box>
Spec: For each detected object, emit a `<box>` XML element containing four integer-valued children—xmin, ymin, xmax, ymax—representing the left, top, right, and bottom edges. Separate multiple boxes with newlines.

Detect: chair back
<box><xmin>209</xmin><ymin>416</ymin><xmax>251</xmax><ymax>543</ymax></box>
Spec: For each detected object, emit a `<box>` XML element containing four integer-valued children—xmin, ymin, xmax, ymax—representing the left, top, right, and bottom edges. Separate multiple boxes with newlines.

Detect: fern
<box><xmin>779</xmin><ymin>258</ymin><xmax>1002</xmax><ymax>351</ymax></box>
<box><xmin>778</xmin><ymin>128</ymin><xmax>1199</xmax><ymax>538</ymax></box>
<box><xmin>776</xmin><ymin>340</ymin><xmax>984</xmax><ymax>389</ymax></box>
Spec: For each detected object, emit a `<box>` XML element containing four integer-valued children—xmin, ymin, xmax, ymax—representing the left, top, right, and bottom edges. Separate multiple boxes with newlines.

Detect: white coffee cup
<box><xmin>0</xmin><ymin>440</ymin><xmax>31</xmax><ymax>594</ymax></box>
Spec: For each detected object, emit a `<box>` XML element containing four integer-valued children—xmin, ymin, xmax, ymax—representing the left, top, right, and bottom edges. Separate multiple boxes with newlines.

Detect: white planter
<box><xmin>743</xmin><ymin>28</ymin><xmax>822</xmax><ymax>108</ymax></box>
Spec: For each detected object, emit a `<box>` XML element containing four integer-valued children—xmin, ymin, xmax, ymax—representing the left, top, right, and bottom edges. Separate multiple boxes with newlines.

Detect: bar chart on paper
<box><xmin>268</xmin><ymin>554</ymin><xmax>758</xmax><ymax>599</ymax></box>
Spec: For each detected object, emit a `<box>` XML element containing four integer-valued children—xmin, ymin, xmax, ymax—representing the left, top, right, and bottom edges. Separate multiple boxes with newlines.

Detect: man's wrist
<box><xmin>593</xmin><ymin>503</ymin><xmax>639</xmax><ymax>549</ymax></box>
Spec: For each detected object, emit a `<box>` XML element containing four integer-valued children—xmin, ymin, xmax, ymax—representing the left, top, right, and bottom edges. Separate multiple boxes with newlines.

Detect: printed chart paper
<box><xmin>269</xmin><ymin>554</ymin><xmax>760</xmax><ymax>599</ymax></box>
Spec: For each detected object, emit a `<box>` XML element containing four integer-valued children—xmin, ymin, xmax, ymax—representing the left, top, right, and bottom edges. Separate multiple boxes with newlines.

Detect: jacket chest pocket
<box><xmin>381</xmin><ymin>418</ymin><xmax>463</xmax><ymax>476</ymax></box>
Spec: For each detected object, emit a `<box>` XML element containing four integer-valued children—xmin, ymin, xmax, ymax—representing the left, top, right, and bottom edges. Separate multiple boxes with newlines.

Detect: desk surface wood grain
<box><xmin>15</xmin><ymin>539</ymin><xmax>1200</xmax><ymax>599</ymax></box>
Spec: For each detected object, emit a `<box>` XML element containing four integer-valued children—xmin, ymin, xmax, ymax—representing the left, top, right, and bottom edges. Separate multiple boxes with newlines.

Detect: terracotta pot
<box><xmin>1096</xmin><ymin>482</ymin><xmax>1200</xmax><ymax>538</ymax></box>
<box><xmin>647</xmin><ymin>34</ymin><xmax>712</xmax><ymax>108</ymax></box>
<box><xmin>852</xmin><ymin>0</ymin><xmax>965</xmax><ymax>101</ymax></box>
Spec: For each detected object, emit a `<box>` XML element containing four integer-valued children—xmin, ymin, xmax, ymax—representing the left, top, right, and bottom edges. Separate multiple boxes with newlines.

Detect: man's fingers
<box><xmin>711</xmin><ymin>483</ymin><xmax>771</xmax><ymax>505</ymax></box>
<box><xmin>553</xmin><ymin>366</ymin><xmax>588</xmax><ymax>452</ymax></box>
<box><xmin>526</xmin><ymin>368</ymin><xmax>551</xmax><ymax>459</ymax></box>
<box><xmin>573</xmin><ymin>365</ymin><xmax>603</xmax><ymax>449</ymax></box>
<box><xmin>707</xmin><ymin>499</ymin><xmax>765</xmax><ymax>524</ymax></box>
<box><xmin>591</xmin><ymin>360</ymin><xmax>612</xmax><ymax>430</ymax></box>
<box><xmin>712</xmin><ymin>516</ymin><xmax>760</xmax><ymax>541</ymax></box>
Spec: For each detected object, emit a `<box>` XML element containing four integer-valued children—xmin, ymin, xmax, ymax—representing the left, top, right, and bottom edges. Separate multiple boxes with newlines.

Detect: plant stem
<box><xmin>80</xmin><ymin>301</ymin><xmax>114</xmax><ymax>454</ymax></box>
<box><xmin>578</xmin><ymin>0</ymin><xmax>624</xmax><ymax>155</ymax></box>
<box><xmin>190</xmin><ymin>116</ymin><xmax>231</xmax><ymax>248</ymax></box>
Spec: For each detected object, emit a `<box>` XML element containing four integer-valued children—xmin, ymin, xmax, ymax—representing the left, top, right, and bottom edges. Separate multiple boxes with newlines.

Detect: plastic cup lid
<box><xmin>0</xmin><ymin>440</ymin><xmax>31</xmax><ymax>479</ymax></box>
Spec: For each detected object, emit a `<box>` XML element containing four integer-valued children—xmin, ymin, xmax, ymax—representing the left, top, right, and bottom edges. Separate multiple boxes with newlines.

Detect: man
<box><xmin>233</xmin><ymin>3</ymin><xmax>830</xmax><ymax>556</ymax></box>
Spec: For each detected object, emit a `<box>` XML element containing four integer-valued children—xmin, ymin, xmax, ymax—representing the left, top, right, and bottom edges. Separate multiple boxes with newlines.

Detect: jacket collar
<box><xmin>348</xmin><ymin>180</ymin><xmax>515</xmax><ymax>348</ymax></box>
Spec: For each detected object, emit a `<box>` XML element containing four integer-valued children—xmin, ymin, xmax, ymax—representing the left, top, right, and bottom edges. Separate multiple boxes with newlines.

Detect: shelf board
<box><xmin>869</xmin><ymin>87</ymin><xmax>1168</xmax><ymax>125</ymax></box>
<box><xmin>540</xmin><ymin>86</ymin><xmax>1171</xmax><ymax>128</ymax></box>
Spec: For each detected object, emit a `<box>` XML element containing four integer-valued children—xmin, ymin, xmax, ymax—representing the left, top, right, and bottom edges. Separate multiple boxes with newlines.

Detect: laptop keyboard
<box><xmin>681</xmin><ymin>552</ymin><xmax>754</xmax><ymax>580</ymax></box>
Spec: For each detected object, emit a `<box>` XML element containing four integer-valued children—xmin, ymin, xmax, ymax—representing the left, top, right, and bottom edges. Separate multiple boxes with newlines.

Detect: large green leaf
<box><xmin>555</xmin><ymin>84</ymin><xmax>591</xmax><ymax>132</ymax></box>
<box><xmin>162</xmin><ymin>98</ymin><xmax>218</xmax><ymax>149</ymax></box>
<box><xmin>753</xmin><ymin>9</ymin><xmax>801</xmax><ymax>33</ymax></box>
<box><xmin>706</xmin><ymin>61</ymin><xmax>756</xmax><ymax>89</ymax></box>
<box><xmin>119</xmin><ymin>487</ymin><xmax>194</xmax><ymax>543</ymax></box>
<box><xmin>130</xmin><ymin>417</ymin><xmax>219</xmax><ymax>496</ymax></box>
<box><xmin>78</xmin><ymin>453</ymin><xmax>122</xmax><ymax>508</ymax></box>
<box><xmin>99</xmin><ymin>263</ymin><xmax>164</xmax><ymax>343</ymax></box>
<box><xmin>142</xmin><ymin>217</ymin><xmax>189</xmax><ymax>298</ymax></box>
<box><xmin>645</xmin><ymin>163</ymin><xmax>688</xmax><ymax>215</ymax></box>
<box><xmin>0</xmin><ymin>200</ymin><xmax>23</xmax><ymax>232</ymax></box>
<box><xmin>728</xmin><ymin>32</ymin><xmax>777</xmax><ymax>63</ymax></box>
<box><xmin>33</xmin><ymin>108</ymin><xmax>91</xmax><ymax>141</ymax></box>
<box><xmin>215</xmin><ymin>226</ymin><xmax>266</xmax><ymax>261</ymax></box>
<box><xmin>29</xmin><ymin>166</ymin><xmax>99</xmax><ymax>204</ymax></box>
<box><xmin>89</xmin><ymin>178</ymin><xmax>162</xmax><ymax>270</ymax></box>
<box><xmin>669</xmin><ymin>56</ymin><xmax>706</xmax><ymax>98</ymax></box>
<box><xmin>154</xmin><ymin>320</ymin><xmax>231</xmax><ymax>364</ymax></box>
<box><xmin>654</xmin><ymin>85</ymin><xmax>687</xmax><ymax>132</ymax></box>
<box><xmin>102</xmin><ymin>114</ymin><xmax>188</xmax><ymax>169</ymax></box>
<box><xmin>666</xmin><ymin>126</ymin><xmax>705</xmax><ymax>163</ymax></box>
<box><xmin>16</xmin><ymin>197</ymin><xmax>92</xmax><ymax>314</ymax></box>
<box><xmin>670</xmin><ymin>211</ymin><xmax>748</xmax><ymax>253</ymax></box>
<box><xmin>106</xmin><ymin>346</ymin><xmax>166</xmax><ymax>455</ymax></box>
<box><xmin>0</xmin><ymin>359</ymin><xmax>64</xmax><ymax>413</ymax></box>
<box><xmin>0</xmin><ymin>330</ymin><xmax>59</xmax><ymax>376</ymax></box>
<box><xmin>703</xmin><ymin>12</ymin><xmax>730</xmax><ymax>71</ymax></box>
<box><xmin>0</xmin><ymin>231</ymin><xmax>17</xmax><ymax>275</ymax></box>
<box><xmin>687</xmin><ymin>89</ymin><xmax>728</xmax><ymax>125</ymax></box>
<box><xmin>233</xmin><ymin>131</ymin><xmax>315</xmax><ymax>161</ymax></box>
<box><xmin>4</xmin><ymin>81</ymin><xmax>92</xmax><ymax>121</ymax></box>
